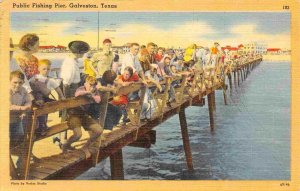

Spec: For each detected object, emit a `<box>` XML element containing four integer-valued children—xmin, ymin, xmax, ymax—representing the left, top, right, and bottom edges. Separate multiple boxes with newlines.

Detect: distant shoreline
<box><xmin>263</xmin><ymin>54</ymin><xmax>290</xmax><ymax>61</ymax></box>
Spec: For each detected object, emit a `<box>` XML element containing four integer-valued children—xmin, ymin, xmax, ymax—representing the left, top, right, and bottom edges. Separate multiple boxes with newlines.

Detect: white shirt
<box><xmin>60</xmin><ymin>55</ymin><xmax>81</xmax><ymax>85</ymax></box>
<box><xmin>10</xmin><ymin>57</ymin><xmax>32</xmax><ymax>93</ymax></box>
<box><xmin>30</xmin><ymin>74</ymin><xmax>62</xmax><ymax>90</ymax></box>
<box><xmin>121</xmin><ymin>52</ymin><xmax>143</xmax><ymax>74</ymax></box>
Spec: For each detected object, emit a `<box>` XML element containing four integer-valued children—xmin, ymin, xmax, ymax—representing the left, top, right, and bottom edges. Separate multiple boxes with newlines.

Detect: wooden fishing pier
<box><xmin>10</xmin><ymin>57</ymin><xmax>262</xmax><ymax>180</ymax></box>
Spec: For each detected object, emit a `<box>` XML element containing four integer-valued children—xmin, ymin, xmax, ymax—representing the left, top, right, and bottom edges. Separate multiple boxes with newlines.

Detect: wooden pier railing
<box><xmin>10</xmin><ymin>56</ymin><xmax>262</xmax><ymax>180</ymax></box>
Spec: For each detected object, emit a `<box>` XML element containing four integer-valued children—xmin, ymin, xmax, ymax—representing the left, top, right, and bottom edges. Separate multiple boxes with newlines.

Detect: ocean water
<box><xmin>30</xmin><ymin>53</ymin><xmax>290</xmax><ymax>180</ymax></box>
<box><xmin>74</xmin><ymin>60</ymin><xmax>290</xmax><ymax>180</ymax></box>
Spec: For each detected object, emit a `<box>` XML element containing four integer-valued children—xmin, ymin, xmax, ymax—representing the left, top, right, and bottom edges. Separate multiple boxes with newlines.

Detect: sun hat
<box><xmin>68</xmin><ymin>41</ymin><xmax>90</xmax><ymax>54</ymax></box>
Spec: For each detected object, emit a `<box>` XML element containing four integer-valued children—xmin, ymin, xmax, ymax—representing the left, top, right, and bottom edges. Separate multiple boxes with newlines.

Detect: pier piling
<box><xmin>110</xmin><ymin>149</ymin><xmax>124</xmax><ymax>180</ymax></box>
<box><xmin>207</xmin><ymin>93</ymin><xmax>215</xmax><ymax>130</ymax></box>
<box><xmin>179</xmin><ymin>108</ymin><xmax>194</xmax><ymax>171</ymax></box>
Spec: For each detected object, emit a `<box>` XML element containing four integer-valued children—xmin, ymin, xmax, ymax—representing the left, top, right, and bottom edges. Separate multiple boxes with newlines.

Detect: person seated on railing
<box><xmin>61</xmin><ymin>40</ymin><xmax>90</xmax><ymax>99</ymax></box>
<box><xmin>10</xmin><ymin>71</ymin><xmax>32</xmax><ymax>168</ymax></box>
<box><xmin>29</xmin><ymin>59</ymin><xmax>65</xmax><ymax>136</ymax></box>
<box><xmin>112</xmin><ymin>66</ymin><xmax>140</xmax><ymax>125</ymax></box>
<box><xmin>60</xmin><ymin>76</ymin><xmax>103</xmax><ymax>156</ymax></box>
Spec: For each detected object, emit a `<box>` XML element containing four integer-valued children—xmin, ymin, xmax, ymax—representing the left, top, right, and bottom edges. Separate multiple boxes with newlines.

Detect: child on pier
<box><xmin>61</xmin><ymin>76</ymin><xmax>103</xmax><ymax>157</ymax></box>
<box><xmin>29</xmin><ymin>59</ymin><xmax>65</xmax><ymax>136</ymax></box>
<box><xmin>10</xmin><ymin>71</ymin><xmax>32</xmax><ymax>168</ymax></box>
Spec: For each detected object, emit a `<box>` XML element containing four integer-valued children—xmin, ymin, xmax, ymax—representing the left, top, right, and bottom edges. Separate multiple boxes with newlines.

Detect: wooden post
<box><xmin>10</xmin><ymin>155</ymin><xmax>18</xmax><ymax>180</ymax></box>
<box><xmin>176</xmin><ymin>75</ymin><xmax>187</xmax><ymax>112</ymax></box>
<box><xmin>237</xmin><ymin>69</ymin><xmax>240</xmax><ymax>86</ymax></box>
<box><xmin>110</xmin><ymin>149</ymin><xmax>124</xmax><ymax>180</ymax></box>
<box><xmin>159</xmin><ymin>77</ymin><xmax>171</xmax><ymax>121</ymax></box>
<box><xmin>207</xmin><ymin>93</ymin><xmax>215</xmax><ymax>130</ymax></box>
<box><xmin>212</xmin><ymin>91</ymin><xmax>216</xmax><ymax>111</ymax></box>
<box><xmin>94</xmin><ymin>91</ymin><xmax>110</xmax><ymax>165</ymax></box>
<box><xmin>227</xmin><ymin>73</ymin><xmax>233</xmax><ymax>95</ymax></box>
<box><xmin>20</xmin><ymin>112</ymin><xmax>38</xmax><ymax>180</ymax></box>
<box><xmin>222</xmin><ymin>83</ymin><xmax>228</xmax><ymax>105</ymax></box>
<box><xmin>179</xmin><ymin>108</ymin><xmax>194</xmax><ymax>171</ymax></box>
<box><xmin>233</xmin><ymin>70</ymin><xmax>237</xmax><ymax>89</ymax></box>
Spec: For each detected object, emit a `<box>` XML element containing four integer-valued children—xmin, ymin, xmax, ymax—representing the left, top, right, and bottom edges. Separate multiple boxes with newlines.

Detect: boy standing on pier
<box><xmin>10</xmin><ymin>71</ymin><xmax>32</xmax><ymax>167</ymax></box>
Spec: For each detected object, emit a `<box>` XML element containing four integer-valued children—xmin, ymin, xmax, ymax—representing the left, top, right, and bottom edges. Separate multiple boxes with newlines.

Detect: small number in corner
<box><xmin>283</xmin><ymin>5</ymin><xmax>290</xmax><ymax>10</ymax></box>
<box><xmin>279</xmin><ymin>182</ymin><xmax>290</xmax><ymax>186</ymax></box>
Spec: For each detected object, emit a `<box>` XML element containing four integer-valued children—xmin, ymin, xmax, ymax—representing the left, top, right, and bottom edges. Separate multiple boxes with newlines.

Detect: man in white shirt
<box><xmin>120</xmin><ymin>43</ymin><xmax>145</xmax><ymax>81</ymax></box>
<box><xmin>60</xmin><ymin>41</ymin><xmax>90</xmax><ymax>98</ymax></box>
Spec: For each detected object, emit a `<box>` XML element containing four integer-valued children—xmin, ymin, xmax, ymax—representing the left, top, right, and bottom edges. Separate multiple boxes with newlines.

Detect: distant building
<box><xmin>39</xmin><ymin>45</ymin><xmax>56</xmax><ymax>53</ymax></box>
<box><xmin>112</xmin><ymin>46</ymin><xmax>125</xmax><ymax>54</ymax></box>
<box><xmin>39</xmin><ymin>45</ymin><xmax>67</xmax><ymax>53</ymax></box>
<box><xmin>267</xmin><ymin>48</ymin><xmax>282</xmax><ymax>55</ymax></box>
<box><xmin>56</xmin><ymin>45</ymin><xmax>67</xmax><ymax>51</ymax></box>
<box><xmin>221</xmin><ymin>45</ymin><xmax>238</xmax><ymax>54</ymax></box>
<box><xmin>244</xmin><ymin>42</ymin><xmax>267</xmax><ymax>54</ymax></box>
<box><xmin>238</xmin><ymin>44</ymin><xmax>244</xmax><ymax>54</ymax></box>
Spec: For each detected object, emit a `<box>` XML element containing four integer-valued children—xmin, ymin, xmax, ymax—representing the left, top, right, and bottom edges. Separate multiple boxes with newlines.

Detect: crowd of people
<box><xmin>9</xmin><ymin>33</ymin><xmax>260</xmax><ymax>166</ymax></box>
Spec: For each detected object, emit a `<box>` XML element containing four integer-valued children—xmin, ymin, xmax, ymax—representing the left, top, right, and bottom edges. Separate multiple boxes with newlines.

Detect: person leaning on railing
<box><xmin>60</xmin><ymin>76</ymin><xmax>103</xmax><ymax>158</ymax></box>
<box><xmin>112</xmin><ymin>66</ymin><xmax>140</xmax><ymax>125</ymax></box>
<box><xmin>29</xmin><ymin>59</ymin><xmax>65</xmax><ymax>136</ymax></box>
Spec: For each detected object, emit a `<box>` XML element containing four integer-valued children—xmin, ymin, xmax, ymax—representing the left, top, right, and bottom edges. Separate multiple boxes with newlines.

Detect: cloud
<box><xmin>224</xmin><ymin>23</ymin><xmax>290</xmax><ymax>49</ymax></box>
<box><xmin>10</xmin><ymin>21</ymin><xmax>290</xmax><ymax>50</ymax></box>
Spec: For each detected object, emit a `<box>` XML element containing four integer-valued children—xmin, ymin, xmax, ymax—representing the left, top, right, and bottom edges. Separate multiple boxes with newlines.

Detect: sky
<box><xmin>10</xmin><ymin>12</ymin><xmax>290</xmax><ymax>49</ymax></box>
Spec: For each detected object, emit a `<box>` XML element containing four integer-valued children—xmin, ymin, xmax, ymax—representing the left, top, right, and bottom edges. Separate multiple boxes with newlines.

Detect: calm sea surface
<box><xmin>36</xmin><ymin>54</ymin><xmax>290</xmax><ymax>180</ymax></box>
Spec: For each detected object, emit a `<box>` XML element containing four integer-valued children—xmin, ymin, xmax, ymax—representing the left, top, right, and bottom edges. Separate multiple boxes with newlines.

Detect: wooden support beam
<box><xmin>176</xmin><ymin>75</ymin><xmax>188</xmax><ymax>112</ymax></box>
<box><xmin>222</xmin><ymin>83</ymin><xmax>228</xmax><ymax>105</ymax></box>
<box><xmin>159</xmin><ymin>77</ymin><xmax>171</xmax><ymax>121</ymax></box>
<box><xmin>178</xmin><ymin>108</ymin><xmax>194</xmax><ymax>171</ymax></box>
<box><xmin>237</xmin><ymin>69</ymin><xmax>240</xmax><ymax>86</ymax></box>
<box><xmin>227</xmin><ymin>73</ymin><xmax>233</xmax><ymax>95</ymax></box>
<box><xmin>10</xmin><ymin>155</ymin><xmax>18</xmax><ymax>180</ymax></box>
<box><xmin>192</xmin><ymin>97</ymin><xmax>205</xmax><ymax>107</ymax></box>
<box><xmin>110</xmin><ymin>149</ymin><xmax>124</xmax><ymax>180</ymax></box>
<box><xmin>20</xmin><ymin>112</ymin><xmax>37</xmax><ymax>180</ymax></box>
<box><xmin>233</xmin><ymin>71</ymin><xmax>237</xmax><ymax>89</ymax></box>
<box><xmin>207</xmin><ymin>93</ymin><xmax>215</xmax><ymax>130</ymax></box>
<box><xmin>128</xmin><ymin>130</ymin><xmax>156</xmax><ymax>148</ymax></box>
<box><xmin>211</xmin><ymin>91</ymin><xmax>216</xmax><ymax>111</ymax></box>
<box><xmin>94</xmin><ymin>91</ymin><xmax>110</xmax><ymax>165</ymax></box>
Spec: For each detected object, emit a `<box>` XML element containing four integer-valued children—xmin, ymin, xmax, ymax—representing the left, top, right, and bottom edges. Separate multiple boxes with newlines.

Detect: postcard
<box><xmin>0</xmin><ymin>0</ymin><xmax>299</xmax><ymax>191</ymax></box>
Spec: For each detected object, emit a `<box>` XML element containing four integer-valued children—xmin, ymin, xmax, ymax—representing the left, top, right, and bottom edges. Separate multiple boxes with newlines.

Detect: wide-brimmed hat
<box><xmin>68</xmin><ymin>41</ymin><xmax>90</xmax><ymax>54</ymax></box>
